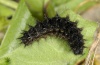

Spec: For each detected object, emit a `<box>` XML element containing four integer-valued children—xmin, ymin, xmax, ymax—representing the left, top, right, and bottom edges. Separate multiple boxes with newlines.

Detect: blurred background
<box><xmin>0</xmin><ymin>0</ymin><xmax>100</xmax><ymax>65</ymax></box>
<box><xmin>0</xmin><ymin>0</ymin><xmax>19</xmax><ymax>43</ymax></box>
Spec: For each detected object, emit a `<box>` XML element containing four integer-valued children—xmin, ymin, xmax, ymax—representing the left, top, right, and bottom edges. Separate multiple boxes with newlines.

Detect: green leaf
<box><xmin>0</xmin><ymin>4</ymin><xmax>14</xmax><ymax>17</ymax></box>
<box><xmin>0</xmin><ymin>0</ymin><xmax>35</xmax><ymax>57</ymax></box>
<box><xmin>25</xmin><ymin>0</ymin><xmax>56</xmax><ymax>20</ymax></box>
<box><xmin>25</xmin><ymin>0</ymin><xmax>44</xmax><ymax>20</ymax></box>
<box><xmin>0</xmin><ymin>16</ymin><xmax>9</xmax><ymax>31</ymax></box>
<box><xmin>55</xmin><ymin>0</ymin><xmax>84</xmax><ymax>13</ymax></box>
<box><xmin>0</xmin><ymin>0</ymin><xmax>98</xmax><ymax>65</ymax></box>
<box><xmin>51</xmin><ymin>0</ymin><xmax>70</xmax><ymax>6</ymax></box>
<box><xmin>75</xmin><ymin>1</ymin><xmax>97</xmax><ymax>13</ymax></box>
<box><xmin>0</xmin><ymin>0</ymin><xmax>18</xmax><ymax>10</ymax></box>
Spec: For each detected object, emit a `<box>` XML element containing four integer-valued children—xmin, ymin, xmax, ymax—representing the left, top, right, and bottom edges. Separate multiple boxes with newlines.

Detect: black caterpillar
<box><xmin>19</xmin><ymin>15</ymin><xmax>85</xmax><ymax>55</ymax></box>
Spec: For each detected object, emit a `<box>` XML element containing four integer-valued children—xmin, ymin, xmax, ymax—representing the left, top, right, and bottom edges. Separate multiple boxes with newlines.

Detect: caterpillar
<box><xmin>19</xmin><ymin>15</ymin><xmax>85</xmax><ymax>55</ymax></box>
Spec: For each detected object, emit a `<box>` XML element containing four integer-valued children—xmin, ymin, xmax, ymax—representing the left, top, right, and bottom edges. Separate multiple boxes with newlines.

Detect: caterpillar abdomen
<box><xmin>19</xmin><ymin>15</ymin><xmax>85</xmax><ymax>55</ymax></box>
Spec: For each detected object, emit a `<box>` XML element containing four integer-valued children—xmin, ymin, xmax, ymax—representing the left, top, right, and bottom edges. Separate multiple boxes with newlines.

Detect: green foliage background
<box><xmin>0</xmin><ymin>0</ymin><xmax>99</xmax><ymax>65</ymax></box>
